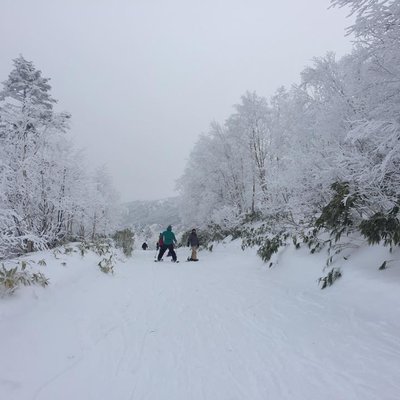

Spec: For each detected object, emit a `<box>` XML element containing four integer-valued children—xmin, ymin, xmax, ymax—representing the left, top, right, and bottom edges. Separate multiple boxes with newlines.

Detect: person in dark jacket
<box><xmin>187</xmin><ymin>228</ymin><xmax>199</xmax><ymax>261</ymax></box>
<box><xmin>156</xmin><ymin>233</ymin><xmax>163</xmax><ymax>251</ymax></box>
<box><xmin>142</xmin><ymin>242</ymin><xmax>148</xmax><ymax>250</ymax></box>
<box><xmin>156</xmin><ymin>233</ymin><xmax>164</xmax><ymax>260</ymax></box>
<box><xmin>157</xmin><ymin>225</ymin><xmax>178</xmax><ymax>262</ymax></box>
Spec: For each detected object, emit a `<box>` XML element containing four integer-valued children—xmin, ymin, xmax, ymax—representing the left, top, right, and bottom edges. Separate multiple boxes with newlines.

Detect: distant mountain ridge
<box><xmin>122</xmin><ymin>197</ymin><xmax>182</xmax><ymax>230</ymax></box>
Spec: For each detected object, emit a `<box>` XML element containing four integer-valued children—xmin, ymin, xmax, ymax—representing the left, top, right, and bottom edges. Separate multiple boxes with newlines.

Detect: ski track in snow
<box><xmin>0</xmin><ymin>243</ymin><xmax>400</xmax><ymax>400</ymax></box>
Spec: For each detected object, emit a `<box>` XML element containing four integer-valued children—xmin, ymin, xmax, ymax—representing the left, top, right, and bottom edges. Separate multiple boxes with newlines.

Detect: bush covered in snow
<box><xmin>113</xmin><ymin>229</ymin><xmax>134</xmax><ymax>257</ymax></box>
<box><xmin>0</xmin><ymin>261</ymin><xmax>49</xmax><ymax>296</ymax></box>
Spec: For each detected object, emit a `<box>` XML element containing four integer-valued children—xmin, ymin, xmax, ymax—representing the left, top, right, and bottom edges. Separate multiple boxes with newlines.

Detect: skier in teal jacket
<box><xmin>157</xmin><ymin>225</ymin><xmax>178</xmax><ymax>262</ymax></box>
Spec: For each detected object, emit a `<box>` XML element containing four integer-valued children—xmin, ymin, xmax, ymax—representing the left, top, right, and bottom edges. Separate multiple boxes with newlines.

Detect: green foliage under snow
<box><xmin>0</xmin><ymin>261</ymin><xmax>49</xmax><ymax>296</ymax></box>
<box><xmin>359</xmin><ymin>206</ymin><xmax>400</xmax><ymax>248</ymax></box>
<box><xmin>318</xmin><ymin>268</ymin><xmax>342</xmax><ymax>289</ymax></box>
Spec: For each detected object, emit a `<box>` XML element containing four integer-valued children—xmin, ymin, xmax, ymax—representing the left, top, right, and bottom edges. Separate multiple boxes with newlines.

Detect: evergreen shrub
<box><xmin>316</xmin><ymin>182</ymin><xmax>359</xmax><ymax>242</ymax></box>
<box><xmin>318</xmin><ymin>267</ymin><xmax>342</xmax><ymax>289</ymax></box>
<box><xmin>257</xmin><ymin>235</ymin><xmax>284</xmax><ymax>263</ymax></box>
<box><xmin>0</xmin><ymin>261</ymin><xmax>49</xmax><ymax>296</ymax></box>
<box><xmin>359</xmin><ymin>206</ymin><xmax>400</xmax><ymax>247</ymax></box>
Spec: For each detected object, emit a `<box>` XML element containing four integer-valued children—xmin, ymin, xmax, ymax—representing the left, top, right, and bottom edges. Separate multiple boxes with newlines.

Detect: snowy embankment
<box><xmin>0</xmin><ymin>241</ymin><xmax>399</xmax><ymax>400</ymax></box>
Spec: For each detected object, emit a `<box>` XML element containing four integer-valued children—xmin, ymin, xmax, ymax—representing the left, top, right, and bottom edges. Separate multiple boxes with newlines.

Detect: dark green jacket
<box><xmin>162</xmin><ymin>226</ymin><xmax>177</xmax><ymax>246</ymax></box>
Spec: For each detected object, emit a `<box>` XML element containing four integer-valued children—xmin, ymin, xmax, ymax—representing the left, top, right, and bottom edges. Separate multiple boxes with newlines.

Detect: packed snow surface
<box><xmin>0</xmin><ymin>241</ymin><xmax>399</xmax><ymax>400</ymax></box>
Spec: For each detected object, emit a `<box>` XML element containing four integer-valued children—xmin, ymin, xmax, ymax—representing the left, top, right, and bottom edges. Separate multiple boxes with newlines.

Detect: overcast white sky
<box><xmin>1</xmin><ymin>0</ymin><xmax>353</xmax><ymax>202</ymax></box>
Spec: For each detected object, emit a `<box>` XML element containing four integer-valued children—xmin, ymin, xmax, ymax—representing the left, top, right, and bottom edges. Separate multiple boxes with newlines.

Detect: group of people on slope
<box><xmin>154</xmin><ymin>225</ymin><xmax>200</xmax><ymax>262</ymax></box>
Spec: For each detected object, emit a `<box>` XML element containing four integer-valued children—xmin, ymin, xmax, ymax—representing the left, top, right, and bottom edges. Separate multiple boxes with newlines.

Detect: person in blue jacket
<box><xmin>157</xmin><ymin>225</ymin><xmax>178</xmax><ymax>262</ymax></box>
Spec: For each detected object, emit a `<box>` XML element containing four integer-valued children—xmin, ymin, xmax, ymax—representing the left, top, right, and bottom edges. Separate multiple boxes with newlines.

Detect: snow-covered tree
<box><xmin>330</xmin><ymin>0</ymin><xmax>400</xmax><ymax>216</ymax></box>
<box><xmin>0</xmin><ymin>56</ymin><xmax>121</xmax><ymax>259</ymax></box>
<box><xmin>89</xmin><ymin>166</ymin><xmax>120</xmax><ymax>239</ymax></box>
<box><xmin>0</xmin><ymin>56</ymin><xmax>71</xmax><ymax>254</ymax></box>
<box><xmin>179</xmin><ymin>0</ymin><xmax>400</xmax><ymax>247</ymax></box>
<box><xmin>226</xmin><ymin>92</ymin><xmax>271</xmax><ymax>212</ymax></box>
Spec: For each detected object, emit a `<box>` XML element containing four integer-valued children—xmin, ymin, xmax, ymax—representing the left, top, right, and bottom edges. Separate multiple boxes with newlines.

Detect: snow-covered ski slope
<box><xmin>1</xmin><ymin>241</ymin><xmax>399</xmax><ymax>400</ymax></box>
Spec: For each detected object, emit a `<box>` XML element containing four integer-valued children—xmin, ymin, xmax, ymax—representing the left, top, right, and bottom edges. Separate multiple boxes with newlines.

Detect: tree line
<box><xmin>0</xmin><ymin>56</ymin><xmax>120</xmax><ymax>260</ymax></box>
<box><xmin>178</xmin><ymin>0</ymin><xmax>400</xmax><ymax>251</ymax></box>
